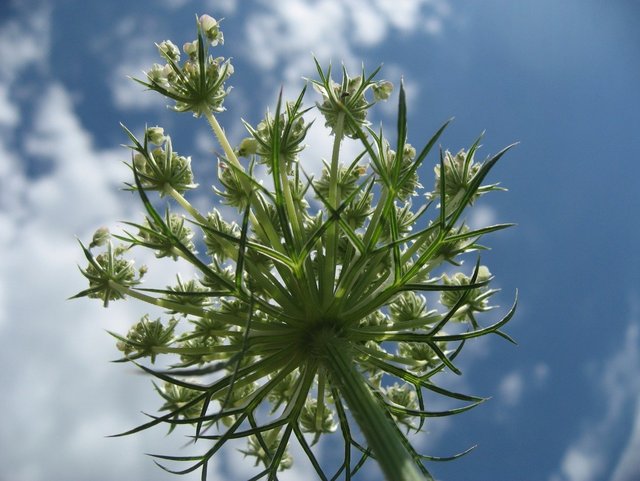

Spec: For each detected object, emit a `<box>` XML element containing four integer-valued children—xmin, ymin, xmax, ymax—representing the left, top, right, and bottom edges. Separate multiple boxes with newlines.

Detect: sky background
<box><xmin>1</xmin><ymin>0</ymin><xmax>639</xmax><ymax>480</ymax></box>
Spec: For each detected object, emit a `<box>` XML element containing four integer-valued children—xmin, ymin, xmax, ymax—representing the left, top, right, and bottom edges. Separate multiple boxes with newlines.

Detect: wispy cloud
<box><xmin>0</xmin><ymin>6</ymin><xmax>50</xmax><ymax>85</ymax></box>
<box><xmin>494</xmin><ymin>362</ymin><xmax>549</xmax><ymax>422</ymax></box>
<box><xmin>498</xmin><ymin>370</ymin><xmax>524</xmax><ymax>407</ymax></box>
<box><xmin>0</xmin><ymin>4</ymin><xmax>49</xmax><ymax>129</ymax></box>
<box><xmin>160</xmin><ymin>0</ymin><xmax>239</xmax><ymax>14</ymax></box>
<box><xmin>468</xmin><ymin>204</ymin><xmax>498</xmax><ymax>230</ymax></box>
<box><xmin>242</xmin><ymin>0</ymin><xmax>452</xmax><ymax>89</ymax></box>
<box><xmin>203</xmin><ymin>0</ymin><xmax>238</xmax><ymax>15</ymax></box>
<box><xmin>610</xmin><ymin>395</ymin><xmax>640</xmax><ymax>481</ymax></box>
<box><xmin>549</xmin><ymin>318</ymin><xmax>640</xmax><ymax>481</ymax></box>
<box><xmin>98</xmin><ymin>16</ymin><xmax>166</xmax><ymax>111</ymax></box>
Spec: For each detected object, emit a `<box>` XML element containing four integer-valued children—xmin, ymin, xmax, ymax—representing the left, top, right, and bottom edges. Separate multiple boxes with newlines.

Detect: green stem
<box><xmin>203</xmin><ymin>107</ymin><xmax>284</xmax><ymax>252</ymax></box>
<box><xmin>322</xmin><ymin>113</ymin><xmax>345</xmax><ymax>306</ymax></box>
<box><xmin>164</xmin><ymin>185</ymin><xmax>304</xmax><ymax>313</ymax></box>
<box><xmin>109</xmin><ymin>280</ymin><xmax>205</xmax><ymax>315</ymax></box>
<box><xmin>107</xmin><ymin>281</ymin><xmax>250</xmax><ymax>328</ymax></box>
<box><xmin>280</xmin><ymin>166</ymin><xmax>305</xmax><ymax>248</ymax></box>
<box><xmin>166</xmin><ymin>185</ymin><xmax>209</xmax><ymax>225</ymax></box>
<box><xmin>328</xmin><ymin>113</ymin><xmax>345</xmax><ymax>209</ymax></box>
<box><xmin>362</xmin><ymin>185</ymin><xmax>389</xmax><ymax>248</ymax></box>
<box><xmin>323</xmin><ymin>339</ymin><xmax>427</xmax><ymax>481</ymax></box>
<box><xmin>204</xmin><ymin>108</ymin><xmax>242</xmax><ymax>171</ymax></box>
<box><xmin>315</xmin><ymin>366</ymin><xmax>327</xmax><ymax>432</ymax></box>
<box><xmin>203</xmin><ymin>107</ymin><xmax>312</xmax><ymax>306</ymax></box>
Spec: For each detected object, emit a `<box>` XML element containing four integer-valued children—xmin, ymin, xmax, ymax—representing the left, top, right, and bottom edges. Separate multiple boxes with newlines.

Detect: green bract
<box><xmin>74</xmin><ymin>14</ymin><xmax>517</xmax><ymax>481</ymax></box>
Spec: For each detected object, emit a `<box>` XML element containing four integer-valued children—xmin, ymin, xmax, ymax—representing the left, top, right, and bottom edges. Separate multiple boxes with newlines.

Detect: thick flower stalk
<box><xmin>74</xmin><ymin>14</ymin><xmax>517</xmax><ymax>481</ymax></box>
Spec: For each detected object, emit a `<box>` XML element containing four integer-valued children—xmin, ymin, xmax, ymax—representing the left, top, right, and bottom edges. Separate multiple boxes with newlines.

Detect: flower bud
<box><xmin>140</xmin><ymin>19</ymin><xmax>232</xmax><ymax>116</ymax></box>
<box><xmin>165</xmin><ymin>275</ymin><xmax>208</xmax><ymax>313</ymax></box>
<box><xmin>314</xmin><ymin>72</ymin><xmax>370</xmax><ymax>138</ymax></box>
<box><xmin>385</xmin><ymin>383</ymin><xmax>418</xmax><ymax>431</ymax></box>
<box><xmin>137</xmin><ymin>213</ymin><xmax>194</xmax><ymax>260</ymax></box>
<box><xmin>138</xmin><ymin>265</ymin><xmax>148</xmax><ymax>278</ymax></box>
<box><xmin>403</xmin><ymin>143</ymin><xmax>416</xmax><ymax>160</ymax></box>
<box><xmin>215</xmin><ymin>160</ymin><xmax>253</xmax><ymax>209</ymax></box>
<box><xmin>117</xmin><ymin>315</ymin><xmax>177</xmax><ymax>362</ymax></box>
<box><xmin>145</xmin><ymin>126</ymin><xmax>165</xmax><ymax>145</ymax></box>
<box><xmin>241</xmin><ymin>433</ymin><xmax>293</xmax><ymax>471</ymax></box>
<box><xmin>246</xmin><ymin>105</ymin><xmax>308</xmax><ymax>172</ymax></box>
<box><xmin>389</xmin><ymin>291</ymin><xmax>427</xmax><ymax>324</ymax></box>
<box><xmin>430</xmin><ymin>148</ymin><xmax>493</xmax><ymax>207</ymax></box>
<box><xmin>300</xmin><ymin>398</ymin><xmax>337</xmax><ymax>435</ymax></box>
<box><xmin>136</xmin><ymin>142</ymin><xmax>196</xmax><ymax>196</ymax></box>
<box><xmin>237</xmin><ymin>137</ymin><xmax>258</xmax><ymax>157</ymax></box>
<box><xmin>372</xmin><ymin>80</ymin><xmax>393</xmax><ymax>101</ymax></box>
<box><xmin>440</xmin><ymin>266</ymin><xmax>495</xmax><ymax>322</ymax></box>
<box><xmin>182</xmin><ymin>61</ymin><xmax>197</xmax><ymax>77</ymax></box>
<box><xmin>89</xmin><ymin>227</ymin><xmax>110</xmax><ymax>248</ymax></box>
<box><xmin>398</xmin><ymin>341</ymin><xmax>445</xmax><ymax>372</ymax></box>
<box><xmin>158</xmin><ymin>382</ymin><xmax>204</xmax><ymax>420</ymax></box>
<box><xmin>204</xmin><ymin>208</ymin><xmax>240</xmax><ymax>259</ymax></box>
<box><xmin>80</xmin><ymin>242</ymin><xmax>141</xmax><ymax>307</ymax></box>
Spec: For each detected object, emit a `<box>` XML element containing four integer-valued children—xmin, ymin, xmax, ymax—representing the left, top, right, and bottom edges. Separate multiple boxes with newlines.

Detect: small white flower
<box><xmin>199</xmin><ymin>14</ymin><xmax>223</xmax><ymax>46</ymax></box>
<box><xmin>158</xmin><ymin>40</ymin><xmax>180</xmax><ymax>62</ymax></box>
<box><xmin>146</xmin><ymin>126</ymin><xmax>165</xmax><ymax>145</ymax></box>
<box><xmin>89</xmin><ymin>227</ymin><xmax>110</xmax><ymax>248</ymax></box>
<box><xmin>373</xmin><ymin>80</ymin><xmax>394</xmax><ymax>101</ymax></box>
<box><xmin>183</xmin><ymin>40</ymin><xmax>198</xmax><ymax>59</ymax></box>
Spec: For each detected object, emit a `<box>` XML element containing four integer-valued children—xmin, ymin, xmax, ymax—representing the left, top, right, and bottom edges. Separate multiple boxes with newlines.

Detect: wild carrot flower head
<box><xmin>74</xmin><ymin>14</ymin><xmax>517</xmax><ymax>481</ymax></box>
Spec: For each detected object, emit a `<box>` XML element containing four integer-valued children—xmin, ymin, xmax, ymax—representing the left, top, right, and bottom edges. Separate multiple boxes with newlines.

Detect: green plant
<box><xmin>74</xmin><ymin>14</ymin><xmax>517</xmax><ymax>481</ymax></box>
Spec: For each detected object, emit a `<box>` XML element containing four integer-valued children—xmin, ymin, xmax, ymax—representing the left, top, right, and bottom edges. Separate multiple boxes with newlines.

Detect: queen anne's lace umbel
<box><xmin>74</xmin><ymin>14</ymin><xmax>517</xmax><ymax>481</ymax></box>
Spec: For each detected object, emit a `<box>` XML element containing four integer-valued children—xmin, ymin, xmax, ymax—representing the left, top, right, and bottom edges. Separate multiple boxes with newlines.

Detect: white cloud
<box><xmin>204</xmin><ymin>0</ymin><xmax>238</xmax><ymax>14</ymax></box>
<box><xmin>498</xmin><ymin>370</ymin><xmax>524</xmax><ymax>407</ymax></box>
<box><xmin>468</xmin><ymin>204</ymin><xmax>498</xmax><ymax>229</ymax></box>
<box><xmin>0</xmin><ymin>84</ymin><xmax>20</xmax><ymax>126</ymax></box>
<box><xmin>302</xmin><ymin>117</ymin><xmax>364</xmax><ymax>177</ymax></box>
<box><xmin>610</xmin><ymin>395</ymin><xmax>640</xmax><ymax>481</ymax></box>
<box><xmin>111</xmin><ymin>59</ymin><xmax>162</xmax><ymax>110</ymax></box>
<box><xmin>533</xmin><ymin>362</ymin><xmax>550</xmax><ymax>386</ymax></box>
<box><xmin>22</xmin><ymin>84</ymin><xmax>127</xmax><ymax>233</ymax></box>
<box><xmin>103</xmin><ymin>17</ymin><xmax>164</xmax><ymax>111</ymax></box>
<box><xmin>157</xmin><ymin>0</ymin><xmax>239</xmax><ymax>14</ymax></box>
<box><xmin>495</xmin><ymin>363</ymin><xmax>549</xmax><ymax>421</ymax></box>
<box><xmin>160</xmin><ymin>0</ymin><xmax>191</xmax><ymax>9</ymax></box>
<box><xmin>0</xmin><ymin>6</ymin><xmax>50</xmax><ymax>84</ymax></box>
<box><xmin>558</xmin><ymin>448</ymin><xmax>604</xmax><ymax>481</ymax></box>
<box><xmin>0</xmin><ymin>4</ymin><xmax>50</xmax><ymax>129</ymax></box>
<box><xmin>347</xmin><ymin>0</ymin><xmax>389</xmax><ymax>46</ymax></box>
<box><xmin>379</xmin><ymin>0</ymin><xmax>450</xmax><ymax>32</ymax></box>
<box><xmin>243</xmin><ymin>0</ymin><xmax>452</xmax><ymax>85</ymax></box>
<box><xmin>549</xmin><ymin>321</ymin><xmax>640</xmax><ymax>481</ymax></box>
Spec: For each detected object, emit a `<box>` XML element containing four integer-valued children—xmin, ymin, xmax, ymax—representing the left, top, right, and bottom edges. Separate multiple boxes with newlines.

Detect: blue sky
<box><xmin>1</xmin><ymin>0</ymin><xmax>639</xmax><ymax>480</ymax></box>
